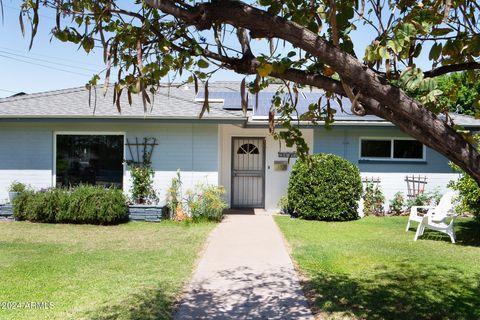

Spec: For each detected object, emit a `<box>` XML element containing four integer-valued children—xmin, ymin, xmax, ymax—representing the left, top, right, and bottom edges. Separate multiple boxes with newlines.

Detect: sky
<box><xmin>0</xmin><ymin>1</ymin><xmax>434</xmax><ymax>99</ymax></box>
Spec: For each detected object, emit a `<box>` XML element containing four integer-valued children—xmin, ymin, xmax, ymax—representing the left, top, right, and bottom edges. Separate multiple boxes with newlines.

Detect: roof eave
<box><xmin>0</xmin><ymin>115</ymin><xmax>248</xmax><ymax>124</ymax></box>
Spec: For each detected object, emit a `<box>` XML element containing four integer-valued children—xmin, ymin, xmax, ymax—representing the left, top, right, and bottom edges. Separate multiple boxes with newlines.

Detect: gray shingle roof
<box><xmin>0</xmin><ymin>83</ymin><xmax>248</xmax><ymax>121</ymax></box>
<box><xmin>1</xmin><ymin>81</ymin><xmax>479</xmax><ymax>127</ymax></box>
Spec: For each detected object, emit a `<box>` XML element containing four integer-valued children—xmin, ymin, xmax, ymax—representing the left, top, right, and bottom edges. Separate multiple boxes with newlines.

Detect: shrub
<box><xmin>277</xmin><ymin>195</ymin><xmax>292</xmax><ymax>215</ymax></box>
<box><xmin>9</xmin><ymin>181</ymin><xmax>27</xmax><ymax>193</ymax></box>
<box><xmin>449</xmin><ymin>173</ymin><xmax>480</xmax><ymax>220</ymax></box>
<box><xmin>166</xmin><ymin>170</ymin><xmax>183</xmax><ymax>219</ymax></box>
<box><xmin>13</xmin><ymin>186</ymin><xmax>128</xmax><ymax>225</ymax></box>
<box><xmin>185</xmin><ymin>185</ymin><xmax>227</xmax><ymax>222</ymax></box>
<box><xmin>129</xmin><ymin>165</ymin><xmax>158</xmax><ymax>204</ymax></box>
<box><xmin>30</xmin><ymin>188</ymin><xmax>68</xmax><ymax>222</ymax></box>
<box><xmin>448</xmin><ymin>134</ymin><xmax>480</xmax><ymax>220</ymax></box>
<box><xmin>389</xmin><ymin>192</ymin><xmax>406</xmax><ymax>215</ymax></box>
<box><xmin>12</xmin><ymin>190</ymin><xmax>35</xmax><ymax>221</ymax></box>
<box><xmin>363</xmin><ymin>183</ymin><xmax>385</xmax><ymax>216</ymax></box>
<box><xmin>405</xmin><ymin>190</ymin><xmax>441</xmax><ymax>209</ymax></box>
<box><xmin>288</xmin><ymin>153</ymin><xmax>362</xmax><ymax>221</ymax></box>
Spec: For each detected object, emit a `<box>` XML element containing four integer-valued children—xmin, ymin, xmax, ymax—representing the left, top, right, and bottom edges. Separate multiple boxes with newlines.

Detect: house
<box><xmin>0</xmin><ymin>82</ymin><xmax>478</xmax><ymax>211</ymax></box>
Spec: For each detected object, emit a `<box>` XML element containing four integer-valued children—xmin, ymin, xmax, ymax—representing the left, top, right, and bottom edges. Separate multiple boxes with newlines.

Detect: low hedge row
<box><xmin>13</xmin><ymin>186</ymin><xmax>128</xmax><ymax>225</ymax></box>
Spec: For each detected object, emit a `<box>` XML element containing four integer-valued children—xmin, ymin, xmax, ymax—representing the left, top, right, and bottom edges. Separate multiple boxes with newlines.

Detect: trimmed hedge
<box><xmin>288</xmin><ymin>153</ymin><xmax>362</xmax><ymax>221</ymax></box>
<box><xmin>13</xmin><ymin>186</ymin><xmax>128</xmax><ymax>225</ymax></box>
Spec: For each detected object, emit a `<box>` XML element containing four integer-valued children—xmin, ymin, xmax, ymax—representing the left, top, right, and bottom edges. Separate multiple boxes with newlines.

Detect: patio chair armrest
<box><xmin>410</xmin><ymin>206</ymin><xmax>435</xmax><ymax>216</ymax></box>
<box><xmin>431</xmin><ymin>213</ymin><xmax>458</xmax><ymax>223</ymax></box>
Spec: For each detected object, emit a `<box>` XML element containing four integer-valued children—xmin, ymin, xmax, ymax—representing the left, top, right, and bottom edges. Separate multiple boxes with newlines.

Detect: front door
<box><xmin>231</xmin><ymin>137</ymin><xmax>265</xmax><ymax>208</ymax></box>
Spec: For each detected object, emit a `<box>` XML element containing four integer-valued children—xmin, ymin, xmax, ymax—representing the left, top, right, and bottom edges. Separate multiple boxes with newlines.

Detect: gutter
<box><xmin>246</xmin><ymin>117</ymin><xmax>480</xmax><ymax>129</ymax></box>
<box><xmin>245</xmin><ymin>117</ymin><xmax>394</xmax><ymax>128</ymax></box>
<box><xmin>0</xmin><ymin>115</ymin><xmax>248</xmax><ymax>124</ymax></box>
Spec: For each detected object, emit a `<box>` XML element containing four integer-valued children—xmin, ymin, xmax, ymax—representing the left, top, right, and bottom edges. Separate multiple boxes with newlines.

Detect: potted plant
<box><xmin>8</xmin><ymin>181</ymin><xmax>26</xmax><ymax>203</ymax></box>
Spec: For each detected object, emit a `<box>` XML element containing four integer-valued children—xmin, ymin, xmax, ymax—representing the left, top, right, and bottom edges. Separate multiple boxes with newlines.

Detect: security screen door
<box><xmin>231</xmin><ymin>137</ymin><xmax>265</xmax><ymax>208</ymax></box>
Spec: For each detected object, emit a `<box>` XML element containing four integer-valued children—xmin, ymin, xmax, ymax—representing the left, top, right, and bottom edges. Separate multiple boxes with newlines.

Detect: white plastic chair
<box><xmin>406</xmin><ymin>191</ymin><xmax>458</xmax><ymax>243</ymax></box>
<box><xmin>414</xmin><ymin>213</ymin><xmax>458</xmax><ymax>243</ymax></box>
<box><xmin>405</xmin><ymin>191</ymin><xmax>457</xmax><ymax>232</ymax></box>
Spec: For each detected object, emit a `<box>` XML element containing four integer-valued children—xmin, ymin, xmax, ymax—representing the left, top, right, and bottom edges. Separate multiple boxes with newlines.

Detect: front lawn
<box><xmin>0</xmin><ymin>221</ymin><xmax>215</xmax><ymax>320</ymax></box>
<box><xmin>275</xmin><ymin>216</ymin><xmax>480</xmax><ymax>320</ymax></box>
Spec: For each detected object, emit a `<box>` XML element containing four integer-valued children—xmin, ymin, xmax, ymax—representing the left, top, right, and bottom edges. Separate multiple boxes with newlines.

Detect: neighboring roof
<box><xmin>1</xmin><ymin>81</ymin><xmax>479</xmax><ymax>127</ymax></box>
<box><xmin>448</xmin><ymin>114</ymin><xmax>480</xmax><ymax>127</ymax></box>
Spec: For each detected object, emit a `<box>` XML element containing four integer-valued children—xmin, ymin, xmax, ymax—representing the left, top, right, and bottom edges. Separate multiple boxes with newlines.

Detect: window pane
<box><xmin>393</xmin><ymin>140</ymin><xmax>423</xmax><ymax>159</ymax></box>
<box><xmin>56</xmin><ymin>135</ymin><xmax>124</xmax><ymax>188</ymax></box>
<box><xmin>361</xmin><ymin>140</ymin><xmax>391</xmax><ymax>158</ymax></box>
<box><xmin>237</xmin><ymin>143</ymin><xmax>259</xmax><ymax>154</ymax></box>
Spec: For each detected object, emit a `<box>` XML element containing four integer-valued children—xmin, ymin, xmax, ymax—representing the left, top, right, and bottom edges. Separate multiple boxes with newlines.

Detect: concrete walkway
<box><xmin>174</xmin><ymin>211</ymin><xmax>313</xmax><ymax>319</ymax></box>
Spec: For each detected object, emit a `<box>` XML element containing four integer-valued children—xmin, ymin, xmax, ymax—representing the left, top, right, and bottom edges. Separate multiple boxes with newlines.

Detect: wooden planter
<box><xmin>128</xmin><ymin>205</ymin><xmax>167</xmax><ymax>222</ymax></box>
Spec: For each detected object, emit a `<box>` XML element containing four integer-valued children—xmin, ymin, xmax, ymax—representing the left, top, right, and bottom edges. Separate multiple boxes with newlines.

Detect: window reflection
<box><xmin>56</xmin><ymin>135</ymin><xmax>124</xmax><ymax>188</ymax></box>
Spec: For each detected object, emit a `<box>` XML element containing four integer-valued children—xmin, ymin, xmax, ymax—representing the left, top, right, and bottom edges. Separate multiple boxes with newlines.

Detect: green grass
<box><xmin>275</xmin><ymin>216</ymin><xmax>480</xmax><ymax>320</ymax></box>
<box><xmin>0</xmin><ymin>221</ymin><xmax>215</xmax><ymax>320</ymax></box>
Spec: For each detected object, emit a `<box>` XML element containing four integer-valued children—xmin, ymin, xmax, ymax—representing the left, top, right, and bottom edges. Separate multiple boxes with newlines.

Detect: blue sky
<box><xmin>0</xmin><ymin>1</ymin><xmax>433</xmax><ymax>98</ymax></box>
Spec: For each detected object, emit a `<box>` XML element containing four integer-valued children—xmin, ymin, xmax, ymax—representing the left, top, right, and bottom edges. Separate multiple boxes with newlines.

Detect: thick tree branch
<box><xmin>424</xmin><ymin>61</ymin><xmax>480</xmax><ymax>78</ymax></box>
<box><xmin>145</xmin><ymin>0</ymin><xmax>480</xmax><ymax>184</ymax></box>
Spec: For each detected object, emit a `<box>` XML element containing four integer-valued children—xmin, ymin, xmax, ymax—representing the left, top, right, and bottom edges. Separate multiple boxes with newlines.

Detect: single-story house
<box><xmin>1</xmin><ymin>82</ymin><xmax>478</xmax><ymax>211</ymax></box>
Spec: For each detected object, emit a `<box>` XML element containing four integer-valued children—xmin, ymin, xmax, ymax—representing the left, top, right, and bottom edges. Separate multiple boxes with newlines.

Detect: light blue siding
<box><xmin>0</xmin><ymin>125</ymin><xmax>53</xmax><ymax>170</ymax></box>
<box><xmin>193</xmin><ymin>124</ymin><xmax>219</xmax><ymax>171</ymax></box>
<box><xmin>125</xmin><ymin>123</ymin><xmax>218</xmax><ymax>172</ymax></box>
<box><xmin>314</xmin><ymin>126</ymin><xmax>454</xmax><ymax>173</ymax></box>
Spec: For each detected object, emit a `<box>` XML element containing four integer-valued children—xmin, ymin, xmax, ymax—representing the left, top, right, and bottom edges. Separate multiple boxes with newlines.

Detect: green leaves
<box><xmin>429</xmin><ymin>42</ymin><xmax>443</xmax><ymax>61</ymax></box>
<box><xmin>431</xmin><ymin>27</ymin><xmax>452</xmax><ymax>36</ymax></box>
<box><xmin>257</xmin><ymin>63</ymin><xmax>273</xmax><ymax>77</ymax></box>
<box><xmin>387</xmin><ymin>40</ymin><xmax>402</xmax><ymax>55</ymax></box>
<box><xmin>399</xmin><ymin>66</ymin><xmax>424</xmax><ymax>91</ymax></box>
<box><xmin>197</xmin><ymin>59</ymin><xmax>209</xmax><ymax>69</ymax></box>
<box><xmin>378</xmin><ymin>47</ymin><xmax>390</xmax><ymax>60</ymax></box>
<box><xmin>81</xmin><ymin>37</ymin><xmax>95</xmax><ymax>53</ymax></box>
<box><xmin>288</xmin><ymin>153</ymin><xmax>362</xmax><ymax>221</ymax></box>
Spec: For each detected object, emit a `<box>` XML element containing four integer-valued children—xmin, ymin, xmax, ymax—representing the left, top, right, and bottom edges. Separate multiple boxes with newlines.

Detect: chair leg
<box><xmin>450</xmin><ymin>234</ymin><xmax>456</xmax><ymax>244</ymax></box>
<box><xmin>414</xmin><ymin>223</ymin><xmax>423</xmax><ymax>241</ymax></box>
<box><xmin>447</xmin><ymin>228</ymin><xmax>456</xmax><ymax>244</ymax></box>
<box><xmin>406</xmin><ymin>220</ymin><xmax>411</xmax><ymax>232</ymax></box>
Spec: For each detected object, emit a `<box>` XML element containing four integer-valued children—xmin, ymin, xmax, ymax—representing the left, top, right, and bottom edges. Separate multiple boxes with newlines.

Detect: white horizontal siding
<box><xmin>0</xmin><ymin>170</ymin><xmax>53</xmax><ymax>203</ymax></box>
<box><xmin>124</xmin><ymin>171</ymin><xmax>218</xmax><ymax>205</ymax></box>
<box><xmin>361</xmin><ymin>172</ymin><xmax>461</xmax><ymax>211</ymax></box>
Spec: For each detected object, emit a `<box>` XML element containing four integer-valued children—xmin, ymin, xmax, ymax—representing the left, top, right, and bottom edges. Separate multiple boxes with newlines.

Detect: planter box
<box><xmin>128</xmin><ymin>205</ymin><xmax>167</xmax><ymax>222</ymax></box>
<box><xmin>0</xmin><ymin>204</ymin><xmax>14</xmax><ymax>220</ymax></box>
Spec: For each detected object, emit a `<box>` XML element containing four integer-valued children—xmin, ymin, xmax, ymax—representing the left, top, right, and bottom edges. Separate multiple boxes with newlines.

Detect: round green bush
<box><xmin>288</xmin><ymin>153</ymin><xmax>362</xmax><ymax>221</ymax></box>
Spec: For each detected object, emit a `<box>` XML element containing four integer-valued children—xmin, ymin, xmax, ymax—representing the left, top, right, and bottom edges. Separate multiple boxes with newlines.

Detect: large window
<box><xmin>56</xmin><ymin>134</ymin><xmax>124</xmax><ymax>188</ymax></box>
<box><xmin>360</xmin><ymin>138</ymin><xmax>425</xmax><ymax>161</ymax></box>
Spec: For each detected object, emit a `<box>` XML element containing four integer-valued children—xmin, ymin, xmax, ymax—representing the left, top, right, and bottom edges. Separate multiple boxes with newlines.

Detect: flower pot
<box><xmin>8</xmin><ymin>191</ymin><xmax>19</xmax><ymax>203</ymax></box>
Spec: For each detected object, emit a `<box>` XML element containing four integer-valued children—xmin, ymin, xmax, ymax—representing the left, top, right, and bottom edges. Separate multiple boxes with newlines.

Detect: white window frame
<box><xmin>53</xmin><ymin>131</ymin><xmax>127</xmax><ymax>190</ymax></box>
<box><xmin>359</xmin><ymin>137</ymin><xmax>426</xmax><ymax>162</ymax></box>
